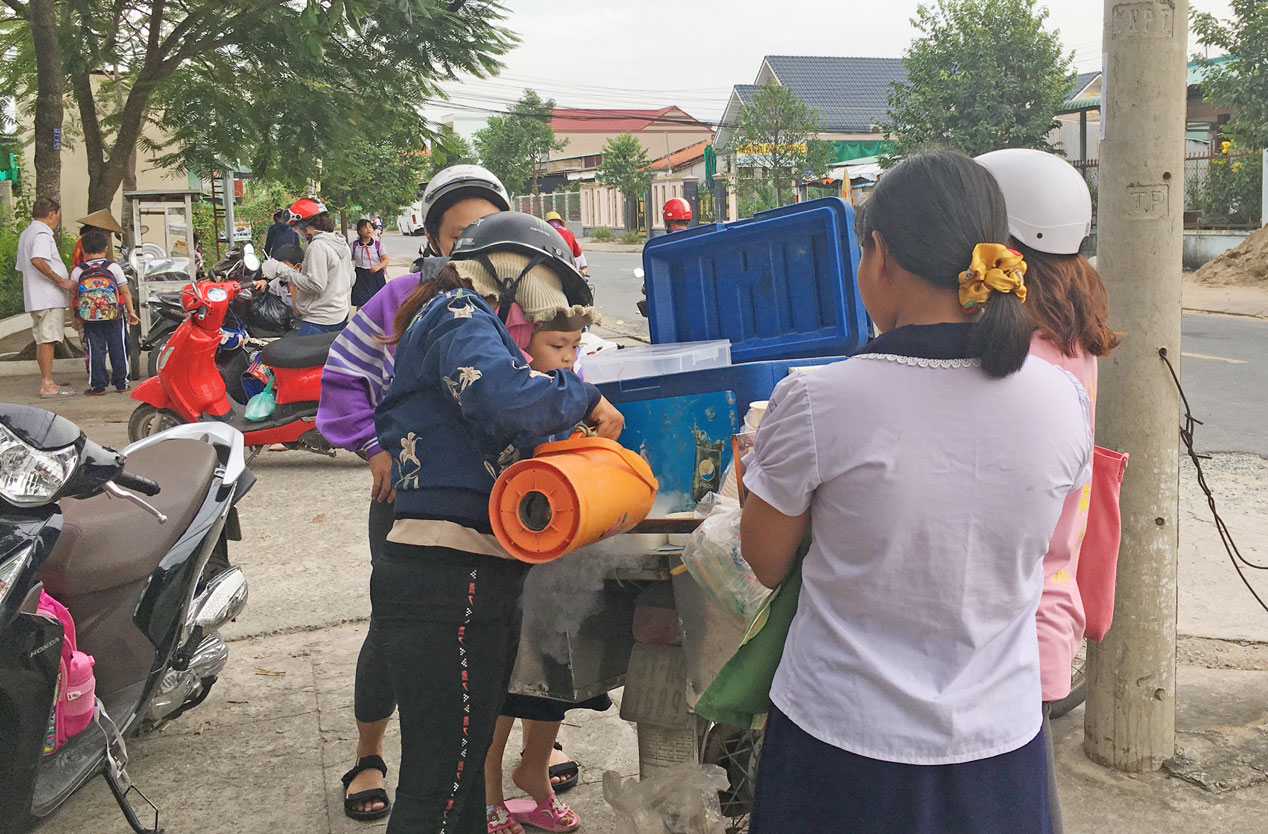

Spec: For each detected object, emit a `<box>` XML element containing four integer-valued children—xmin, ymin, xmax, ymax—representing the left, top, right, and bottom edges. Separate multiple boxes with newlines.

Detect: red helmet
<box><xmin>288</xmin><ymin>197</ymin><xmax>328</xmax><ymax>225</ymax></box>
<box><xmin>663</xmin><ymin>197</ymin><xmax>692</xmax><ymax>222</ymax></box>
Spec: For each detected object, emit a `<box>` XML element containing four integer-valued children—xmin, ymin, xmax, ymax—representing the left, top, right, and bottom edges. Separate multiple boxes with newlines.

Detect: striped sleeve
<box><xmin>317</xmin><ymin>306</ymin><xmax>395</xmax><ymax>457</ymax></box>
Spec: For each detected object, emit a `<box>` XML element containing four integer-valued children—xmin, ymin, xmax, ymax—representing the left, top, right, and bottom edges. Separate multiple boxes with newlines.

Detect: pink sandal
<box><xmin>487</xmin><ymin>801</ymin><xmax>523</xmax><ymax>833</ymax></box>
<box><xmin>506</xmin><ymin>793</ymin><xmax>580</xmax><ymax>832</ymax></box>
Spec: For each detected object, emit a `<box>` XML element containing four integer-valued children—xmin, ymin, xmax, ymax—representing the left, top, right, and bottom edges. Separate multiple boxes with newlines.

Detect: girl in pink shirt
<box><xmin>978</xmin><ymin>148</ymin><xmax>1122</xmax><ymax>834</ymax></box>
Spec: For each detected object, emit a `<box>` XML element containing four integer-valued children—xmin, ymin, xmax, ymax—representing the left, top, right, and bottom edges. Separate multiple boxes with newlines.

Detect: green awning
<box><xmin>830</xmin><ymin>140</ymin><xmax>892</xmax><ymax>164</ymax></box>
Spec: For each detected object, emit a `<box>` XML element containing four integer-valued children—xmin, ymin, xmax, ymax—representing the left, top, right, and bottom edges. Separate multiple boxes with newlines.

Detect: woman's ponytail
<box><xmin>384</xmin><ymin>263</ymin><xmax>473</xmax><ymax>345</ymax></box>
<box><xmin>968</xmin><ymin>291</ymin><xmax>1032</xmax><ymax>377</ymax></box>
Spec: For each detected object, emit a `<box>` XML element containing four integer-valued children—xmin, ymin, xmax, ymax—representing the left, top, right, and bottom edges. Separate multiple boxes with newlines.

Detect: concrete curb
<box><xmin>0</xmin><ymin>357</ymin><xmax>84</xmax><ymax>378</ymax></box>
<box><xmin>1183</xmin><ymin>307</ymin><xmax>1268</xmax><ymax>320</ymax></box>
<box><xmin>0</xmin><ymin>312</ymin><xmax>33</xmax><ymax>341</ymax></box>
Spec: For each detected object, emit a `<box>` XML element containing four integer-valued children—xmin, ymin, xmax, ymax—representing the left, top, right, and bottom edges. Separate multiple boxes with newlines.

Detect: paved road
<box><xmin>382</xmin><ymin>233</ymin><xmax>1263</xmax><ymax>455</ymax></box>
<box><xmin>1180</xmin><ymin>312</ymin><xmax>1267</xmax><ymax>457</ymax></box>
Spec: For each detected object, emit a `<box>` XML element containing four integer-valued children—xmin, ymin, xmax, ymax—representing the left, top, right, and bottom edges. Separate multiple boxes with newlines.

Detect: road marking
<box><xmin>1182</xmin><ymin>352</ymin><xmax>1247</xmax><ymax>365</ymax></box>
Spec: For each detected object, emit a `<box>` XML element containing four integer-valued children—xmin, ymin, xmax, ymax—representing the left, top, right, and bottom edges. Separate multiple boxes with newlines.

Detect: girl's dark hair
<box><xmin>386</xmin><ymin>263</ymin><xmax>474</xmax><ymax>345</ymax></box>
<box><xmin>357</xmin><ymin>218</ymin><xmax>373</xmax><ymax>231</ymax></box>
<box><xmin>855</xmin><ymin>150</ymin><xmax>1031</xmax><ymax>378</ymax></box>
<box><xmin>308</xmin><ymin>213</ymin><xmax>336</xmax><ymax>233</ymax></box>
<box><xmin>1012</xmin><ymin>241</ymin><xmax>1121</xmax><ymax>358</ymax></box>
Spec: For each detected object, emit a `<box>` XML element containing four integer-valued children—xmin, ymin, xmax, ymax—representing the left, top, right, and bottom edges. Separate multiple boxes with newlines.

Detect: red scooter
<box><xmin>128</xmin><ymin>275</ymin><xmax>337</xmax><ymax>457</ymax></box>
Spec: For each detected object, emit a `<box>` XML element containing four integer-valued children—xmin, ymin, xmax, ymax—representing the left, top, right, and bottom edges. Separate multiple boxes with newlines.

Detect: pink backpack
<box><xmin>37</xmin><ymin>591</ymin><xmax>97</xmax><ymax>753</ymax></box>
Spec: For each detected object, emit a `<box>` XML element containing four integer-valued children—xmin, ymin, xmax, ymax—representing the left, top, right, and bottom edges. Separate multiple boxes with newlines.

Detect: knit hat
<box><xmin>452</xmin><ymin>251</ymin><xmax>598</xmax><ymax>328</ymax></box>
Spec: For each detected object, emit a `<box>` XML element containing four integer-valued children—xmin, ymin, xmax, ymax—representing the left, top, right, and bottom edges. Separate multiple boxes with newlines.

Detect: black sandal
<box><xmin>548</xmin><ymin>742</ymin><xmax>579</xmax><ymax>794</ymax></box>
<box><xmin>341</xmin><ymin>755</ymin><xmax>392</xmax><ymax>821</ymax></box>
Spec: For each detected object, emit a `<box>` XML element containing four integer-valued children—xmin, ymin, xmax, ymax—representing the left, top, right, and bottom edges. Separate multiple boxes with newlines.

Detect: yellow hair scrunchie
<box><xmin>957</xmin><ymin>243</ymin><xmax>1028</xmax><ymax>313</ymax></box>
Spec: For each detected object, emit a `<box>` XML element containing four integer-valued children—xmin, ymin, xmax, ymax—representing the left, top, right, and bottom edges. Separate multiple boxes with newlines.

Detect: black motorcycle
<box><xmin>0</xmin><ymin>406</ymin><xmax>252</xmax><ymax>833</ymax></box>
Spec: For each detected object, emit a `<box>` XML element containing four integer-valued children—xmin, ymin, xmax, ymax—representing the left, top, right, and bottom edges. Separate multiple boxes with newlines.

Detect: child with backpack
<box><xmin>351</xmin><ymin>218</ymin><xmax>390</xmax><ymax>307</ymax></box>
<box><xmin>71</xmin><ymin>229</ymin><xmax>139</xmax><ymax>395</ymax></box>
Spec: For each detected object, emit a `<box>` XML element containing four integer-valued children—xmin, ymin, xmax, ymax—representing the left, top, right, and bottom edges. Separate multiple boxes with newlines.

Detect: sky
<box><xmin>431</xmin><ymin>0</ymin><xmax>1234</xmax><ymax>125</ymax></box>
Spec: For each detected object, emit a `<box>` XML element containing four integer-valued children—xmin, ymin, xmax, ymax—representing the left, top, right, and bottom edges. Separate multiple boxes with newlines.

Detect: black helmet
<box><xmin>450</xmin><ymin>212</ymin><xmax>593</xmax><ymax>320</ymax></box>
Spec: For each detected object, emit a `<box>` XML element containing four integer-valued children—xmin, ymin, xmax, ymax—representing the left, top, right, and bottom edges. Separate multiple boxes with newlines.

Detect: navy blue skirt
<box><xmin>751</xmin><ymin>705</ymin><xmax>1052</xmax><ymax>834</ymax></box>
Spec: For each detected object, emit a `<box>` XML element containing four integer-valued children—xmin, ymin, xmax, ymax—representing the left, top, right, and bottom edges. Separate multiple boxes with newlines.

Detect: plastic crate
<box><xmin>597</xmin><ymin>356</ymin><xmax>846</xmax><ymax>511</ymax></box>
<box><xmin>643</xmin><ymin>198</ymin><xmax>868</xmax><ymax>363</ymax></box>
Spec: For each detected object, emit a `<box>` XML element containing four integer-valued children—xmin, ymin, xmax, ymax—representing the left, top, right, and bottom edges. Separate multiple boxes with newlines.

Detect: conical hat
<box><xmin>76</xmin><ymin>209</ymin><xmax>124</xmax><ymax>236</ymax></box>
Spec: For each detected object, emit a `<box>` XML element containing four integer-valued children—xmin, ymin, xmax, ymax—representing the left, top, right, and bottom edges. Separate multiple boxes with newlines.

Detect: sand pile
<box><xmin>1193</xmin><ymin>224</ymin><xmax>1268</xmax><ymax>286</ymax></box>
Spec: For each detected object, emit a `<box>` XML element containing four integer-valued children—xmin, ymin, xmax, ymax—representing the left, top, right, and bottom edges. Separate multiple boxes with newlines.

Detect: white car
<box><xmin>396</xmin><ymin>201</ymin><xmax>426</xmax><ymax>236</ymax></box>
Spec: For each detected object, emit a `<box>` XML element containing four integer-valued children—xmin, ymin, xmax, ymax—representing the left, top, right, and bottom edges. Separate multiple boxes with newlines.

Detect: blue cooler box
<box><xmin>597</xmin><ymin>357</ymin><xmax>845</xmax><ymax>512</ymax></box>
<box><xmin>642</xmin><ymin>197</ymin><xmax>869</xmax><ymax>363</ymax></box>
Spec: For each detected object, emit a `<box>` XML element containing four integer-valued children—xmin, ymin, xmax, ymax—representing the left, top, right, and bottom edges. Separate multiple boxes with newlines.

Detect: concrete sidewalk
<box><xmin>3</xmin><ymin>357</ymin><xmax>1268</xmax><ymax>832</ymax></box>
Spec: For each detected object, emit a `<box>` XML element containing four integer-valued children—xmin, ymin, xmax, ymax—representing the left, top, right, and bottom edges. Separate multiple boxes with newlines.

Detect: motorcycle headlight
<box><xmin>0</xmin><ymin>423</ymin><xmax>77</xmax><ymax>507</ymax></box>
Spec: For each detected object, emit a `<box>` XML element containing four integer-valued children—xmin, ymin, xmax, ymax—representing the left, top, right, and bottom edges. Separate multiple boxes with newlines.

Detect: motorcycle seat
<box><xmin>39</xmin><ymin>439</ymin><xmax>220</xmax><ymax>598</ymax></box>
<box><xmin>260</xmin><ymin>332</ymin><xmax>339</xmax><ymax>369</ymax></box>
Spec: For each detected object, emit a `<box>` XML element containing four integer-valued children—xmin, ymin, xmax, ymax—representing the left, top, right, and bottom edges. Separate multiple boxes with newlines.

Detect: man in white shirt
<box><xmin>16</xmin><ymin>197</ymin><xmax>75</xmax><ymax>398</ymax></box>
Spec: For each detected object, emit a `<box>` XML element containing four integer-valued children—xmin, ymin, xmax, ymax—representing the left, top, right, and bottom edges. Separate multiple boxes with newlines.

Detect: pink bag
<box><xmin>1077</xmin><ymin>446</ymin><xmax>1129</xmax><ymax>642</ymax></box>
<box><xmin>37</xmin><ymin>591</ymin><xmax>97</xmax><ymax>753</ymax></box>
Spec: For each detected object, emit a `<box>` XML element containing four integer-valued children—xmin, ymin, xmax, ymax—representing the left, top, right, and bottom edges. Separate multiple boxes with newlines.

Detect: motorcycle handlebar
<box><xmin>115</xmin><ymin>470</ymin><xmax>161</xmax><ymax>496</ymax></box>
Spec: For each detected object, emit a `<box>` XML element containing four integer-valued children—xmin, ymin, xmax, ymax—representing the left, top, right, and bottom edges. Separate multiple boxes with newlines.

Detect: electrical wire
<box><xmin>1159</xmin><ymin>347</ymin><xmax>1268</xmax><ymax>616</ymax></box>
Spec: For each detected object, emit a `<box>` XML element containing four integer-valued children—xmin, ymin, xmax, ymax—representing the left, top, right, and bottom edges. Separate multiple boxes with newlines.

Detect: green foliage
<box><xmin>1193</xmin><ymin>1</ymin><xmax>1268</xmax><ymax>149</ymax></box>
<box><xmin>618</xmin><ymin>230</ymin><xmax>644</xmax><ymax>245</ymax></box>
<box><xmin>883</xmin><ymin>0</ymin><xmax>1074</xmax><ymax>161</ymax></box>
<box><xmin>1188</xmin><ymin>152</ymin><xmax>1263</xmax><ymax>228</ymax></box>
<box><xmin>474</xmin><ymin>89</ymin><xmax>567</xmax><ymax>196</ymax></box>
<box><xmin>590</xmin><ymin>227</ymin><xmax>614</xmax><ymax>242</ymax></box>
<box><xmin>0</xmin><ymin>1</ymin><xmax>516</xmax><ymax>210</ymax></box>
<box><xmin>596</xmin><ymin>133</ymin><xmax>652</xmax><ymax>201</ymax></box>
<box><xmin>737</xmin><ymin>180</ymin><xmax>779</xmax><ymax>219</ymax></box>
<box><xmin>322</xmin><ymin>140</ymin><xmax>427</xmax><ymax>221</ymax></box>
<box><xmin>729</xmin><ymin>83</ymin><xmax>829</xmax><ymax>207</ymax></box>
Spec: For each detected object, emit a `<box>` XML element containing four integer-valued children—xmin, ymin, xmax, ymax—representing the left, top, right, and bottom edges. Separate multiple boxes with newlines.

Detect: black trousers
<box><xmin>355</xmin><ymin>498</ymin><xmax>396</xmax><ymax>723</ymax></box>
<box><xmin>82</xmin><ymin>318</ymin><xmax>128</xmax><ymax>391</ymax></box>
<box><xmin>372</xmin><ymin>542</ymin><xmax>529</xmax><ymax>834</ymax></box>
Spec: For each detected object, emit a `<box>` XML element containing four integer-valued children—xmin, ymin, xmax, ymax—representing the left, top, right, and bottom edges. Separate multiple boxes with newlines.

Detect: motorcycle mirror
<box><xmin>242</xmin><ymin>244</ymin><xmax>260</xmax><ymax>273</ymax></box>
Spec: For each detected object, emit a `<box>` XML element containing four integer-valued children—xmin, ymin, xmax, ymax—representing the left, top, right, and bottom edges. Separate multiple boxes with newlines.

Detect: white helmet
<box><xmin>420</xmin><ymin>164</ymin><xmax>511</xmax><ymax>236</ymax></box>
<box><xmin>975</xmin><ymin>148</ymin><xmax>1092</xmax><ymax>255</ymax></box>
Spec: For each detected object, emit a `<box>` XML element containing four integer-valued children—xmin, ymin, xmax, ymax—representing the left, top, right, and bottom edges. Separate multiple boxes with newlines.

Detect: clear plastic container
<box><xmin>581</xmin><ymin>340</ymin><xmax>732</xmax><ymax>384</ymax></box>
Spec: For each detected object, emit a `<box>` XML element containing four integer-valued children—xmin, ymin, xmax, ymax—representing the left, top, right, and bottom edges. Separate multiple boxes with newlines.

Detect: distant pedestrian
<box><xmin>544</xmin><ymin>211</ymin><xmax>588</xmax><ymax>278</ymax></box>
<box><xmin>350</xmin><ymin>218</ymin><xmax>390</xmax><ymax>307</ymax></box>
<box><xmin>71</xmin><ymin>209</ymin><xmax>125</xmax><ymax>267</ymax></box>
<box><xmin>264</xmin><ymin>209</ymin><xmax>301</xmax><ymax>257</ymax></box>
<box><xmin>373</xmin><ymin>213</ymin><xmax>383</xmax><ymax>237</ymax></box>
<box><xmin>71</xmin><ymin>230</ymin><xmax>139</xmax><ymax>395</ymax></box>
<box><xmin>16</xmin><ymin>197</ymin><xmax>76</xmax><ymax>399</ymax></box>
<box><xmin>662</xmin><ymin>197</ymin><xmax>692</xmax><ymax>233</ymax></box>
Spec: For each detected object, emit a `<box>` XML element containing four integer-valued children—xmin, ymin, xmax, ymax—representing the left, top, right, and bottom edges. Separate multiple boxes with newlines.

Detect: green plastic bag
<box><xmin>693</xmin><ymin>538</ymin><xmax>809</xmax><ymax>730</ymax></box>
<box><xmin>245</xmin><ymin>384</ymin><xmax>276</xmax><ymax>422</ymax></box>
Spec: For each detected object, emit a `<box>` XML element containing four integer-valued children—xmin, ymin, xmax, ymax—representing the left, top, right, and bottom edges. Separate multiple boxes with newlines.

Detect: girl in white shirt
<box><xmin>741</xmin><ymin>150</ymin><xmax>1092</xmax><ymax>834</ymax></box>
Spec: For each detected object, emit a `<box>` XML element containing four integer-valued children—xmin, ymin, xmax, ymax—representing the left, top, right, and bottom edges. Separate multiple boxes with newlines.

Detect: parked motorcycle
<box><xmin>127</xmin><ymin>273</ymin><xmax>336</xmax><ymax>458</ymax></box>
<box><xmin>0</xmin><ymin>406</ymin><xmax>251</xmax><ymax>833</ymax></box>
<box><xmin>138</xmin><ymin>246</ymin><xmax>297</xmax><ymax>378</ymax></box>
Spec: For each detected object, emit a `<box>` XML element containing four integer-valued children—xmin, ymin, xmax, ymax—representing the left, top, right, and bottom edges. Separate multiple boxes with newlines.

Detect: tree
<box><xmin>729</xmin><ymin>82</ymin><xmax>831</xmax><ymax>208</ymax></box>
<box><xmin>0</xmin><ymin>1</ymin><xmax>515</xmax><ymax>211</ymax></box>
<box><xmin>883</xmin><ymin>0</ymin><xmax>1074</xmax><ymax>161</ymax></box>
<box><xmin>474</xmin><ymin>89</ymin><xmax>566</xmax><ymax>195</ymax></box>
<box><xmin>0</xmin><ymin>0</ymin><xmax>66</xmax><ymax>203</ymax></box>
<box><xmin>595</xmin><ymin>132</ymin><xmax>651</xmax><ymax>203</ymax></box>
<box><xmin>1193</xmin><ymin>0</ymin><xmax>1268</xmax><ymax>149</ymax></box>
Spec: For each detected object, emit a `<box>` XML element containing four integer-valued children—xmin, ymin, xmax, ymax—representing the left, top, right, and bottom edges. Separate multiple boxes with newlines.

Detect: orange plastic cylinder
<box><xmin>489</xmin><ymin>435</ymin><xmax>659</xmax><ymax>564</ymax></box>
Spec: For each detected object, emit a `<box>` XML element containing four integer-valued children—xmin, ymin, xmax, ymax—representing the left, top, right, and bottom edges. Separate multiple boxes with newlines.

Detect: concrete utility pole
<box><xmin>1085</xmin><ymin>0</ymin><xmax>1187</xmax><ymax>772</ymax></box>
<box><xmin>1261</xmin><ymin>148</ymin><xmax>1267</xmax><ymax>229</ymax></box>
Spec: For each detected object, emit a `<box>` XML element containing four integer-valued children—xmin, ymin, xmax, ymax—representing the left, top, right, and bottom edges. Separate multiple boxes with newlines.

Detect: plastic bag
<box><xmin>239</xmin><ymin>289</ymin><xmax>294</xmax><ymax>335</ymax></box>
<box><xmin>245</xmin><ymin>382</ymin><xmax>276</xmax><ymax>422</ymax></box>
<box><xmin>602</xmin><ymin>763</ymin><xmax>729</xmax><ymax>834</ymax></box>
<box><xmin>680</xmin><ymin>492</ymin><xmax>770</xmax><ymax>623</ymax></box>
